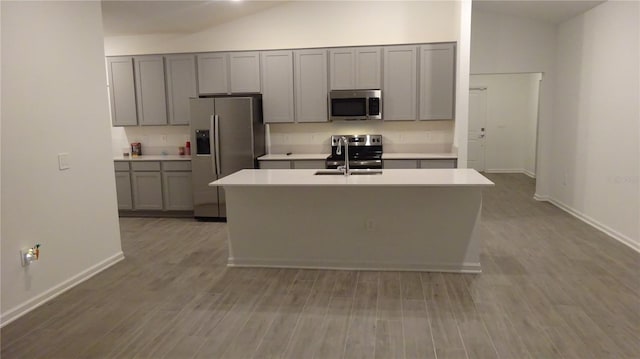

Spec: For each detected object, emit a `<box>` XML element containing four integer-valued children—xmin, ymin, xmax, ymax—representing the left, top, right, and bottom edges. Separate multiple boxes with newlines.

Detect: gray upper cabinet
<box><xmin>165</xmin><ymin>55</ymin><xmax>197</xmax><ymax>126</ymax></box>
<box><xmin>197</xmin><ymin>52</ymin><xmax>229</xmax><ymax>95</ymax></box>
<box><xmin>420</xmin><ymin>43</ymin><xmax>455</xmax><ymax>120</ymax></box>
<box><xmin>134</xmin><ymin>56</ymin><xmax>168</xmax><ymax>126</ymax></box>
<box><xmin>261</xmin><ymin>50</ymin><xmax>294</xmax><ymax>123</ymax></box>
<box><xmin>229</xmin><ymin>51</ymin><xmax>261</xmax><ymax>93</ymax></box>
<box><xmin>294</xmin><ymin>49</ymin><xmax>328</xmax><ymax>123</ymax></box>
<box><xmin>107</xmin><ymin>57</ymin><xmax>138</xmax><ymax>126</ymax></box>
<box><xmin>329</xmin><ymin>48</ymin><xmax>355</xmax><ymax>90</ymax></box>
<box><xmin>383</xmin><ymin>45</ymin><xmax>418</xmax><ymax>121</ymax></box>
<box><xmin>329</xmin><ymin>47</ymin><xmax>381</xmax><ymax>90</ymax></box>
<box><xmin>198</xmin><ymin>52</ymin><xmax>261</xmax><ymax>95</ymax></box>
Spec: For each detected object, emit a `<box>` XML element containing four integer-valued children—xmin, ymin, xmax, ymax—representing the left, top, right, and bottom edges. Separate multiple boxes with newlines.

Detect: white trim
<box><xmin>485</xmin><ymin>169</ymin><xmax>536</xmax><ymax>178</ymax></box>
<box><xmin>0</xmin><ymin>252</ymin><xmax>125</xmax><ymax>327</ymax></box>
<box><xmin>533</xmin><ymin>193</ymin><xmax>549</xmax><ymax>201</ymax></box>
<box><xmin>228</xmin><ymin>257</ymin><xmax>482</xmax><ymax>274</ymax></box>
<box><xmin>546</xmin><ymin>198</ymin><xmax>639</xmax><ymax>253</ymax></box>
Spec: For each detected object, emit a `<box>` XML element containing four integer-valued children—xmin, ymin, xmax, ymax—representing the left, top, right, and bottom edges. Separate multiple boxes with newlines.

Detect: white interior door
<box><xmin>468</xmin><ymin>88</ymin><xmax>487</xmax><ymax>171</ymax></box>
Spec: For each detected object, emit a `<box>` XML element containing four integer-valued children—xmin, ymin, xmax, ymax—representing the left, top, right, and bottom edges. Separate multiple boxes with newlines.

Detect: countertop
<box><xmin>257</xmin><ymin>152</ymin><xmax>457</xmax><ymax>161</ymax></box>
<box><xmin>114</xmin><ymin>155</ymin><xmax>191</xmax><ymax>161</ymax></box>
<box><xmin>210</xmin><ymin>169</ymin><xmax>494</xmax><ymax>187</ymax></box>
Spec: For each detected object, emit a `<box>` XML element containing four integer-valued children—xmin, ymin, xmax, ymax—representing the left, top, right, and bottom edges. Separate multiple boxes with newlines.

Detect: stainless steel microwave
<box><xmin>328</xmin><ymin>89</ymin><xmax>382</xmax><ymax>121</ymax></box>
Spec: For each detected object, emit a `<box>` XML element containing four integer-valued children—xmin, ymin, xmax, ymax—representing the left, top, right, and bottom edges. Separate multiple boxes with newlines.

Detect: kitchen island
<box><xmin>210</xmin><ymin>169</ymin><xmax>494</xmax><ymax>273</ymax></box>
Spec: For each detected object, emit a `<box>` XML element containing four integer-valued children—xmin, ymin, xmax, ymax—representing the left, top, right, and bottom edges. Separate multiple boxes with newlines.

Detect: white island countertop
<box><xmin>210</xmin><ymin>169</ymin><xmax>494</xmax><ymax>187</ymax></box>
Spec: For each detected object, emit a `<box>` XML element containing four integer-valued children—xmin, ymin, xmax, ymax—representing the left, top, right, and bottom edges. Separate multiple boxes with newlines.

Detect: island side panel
<box><xmin>223</xmin><ymin>186</ymin><xmax>484</xmax><ymax>272</ymax></box>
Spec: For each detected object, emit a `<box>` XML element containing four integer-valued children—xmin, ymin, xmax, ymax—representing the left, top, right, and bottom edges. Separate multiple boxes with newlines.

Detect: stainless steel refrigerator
<box><xmin>190</xmin><ymin>96</ymin><xmax>265</xmax><ymax>219</ymax></box>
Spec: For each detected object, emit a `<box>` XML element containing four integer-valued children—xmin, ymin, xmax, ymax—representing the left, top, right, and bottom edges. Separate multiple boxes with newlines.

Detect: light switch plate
<box><xmin>58</xmin><ymin>153</ymin><xmax>70</xmax><ymax>170</ymax></box>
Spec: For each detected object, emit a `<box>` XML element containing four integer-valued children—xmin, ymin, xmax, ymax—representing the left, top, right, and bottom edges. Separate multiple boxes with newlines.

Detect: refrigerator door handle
<box><xmin>214</xmin><ymin>114</ymin><xmax>221</xmax><ymax>176</ymax></box>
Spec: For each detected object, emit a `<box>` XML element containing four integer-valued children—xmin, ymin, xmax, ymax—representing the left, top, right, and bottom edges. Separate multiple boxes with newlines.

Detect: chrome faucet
<box><xmin>336</xmin><ymin>136</ymin><xmax>350</xmax><ymax>176</ymax></box>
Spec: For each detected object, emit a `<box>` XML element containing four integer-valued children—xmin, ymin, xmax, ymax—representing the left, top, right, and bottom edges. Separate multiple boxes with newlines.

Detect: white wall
<box><xmin>1</xmin><ymin>1</ymin><xmax>124</xmax><ymax>325</ymax></box>
<box><xmin>453</xmin><ymin>0</ymin><xmax>472</xmax><ymax>168</ymax></box>
<box><xmin>111</xmin><ymin>126</ymin><xmax>190</xmax><ymax>157</ymax></box>
<box><xmin>552</xmin><ymin>1</ymin><xmax>639</xmax><ymax>249</ymax></box>
<box><xmin>470</xmin><ymin>10</ymin><xmax>556</xmax><ymax>196</ymax></box>
<box><xmin>104</xmin><ymin>1</ymin><xmax>458</xmax><ymax>56</ymax></box>
<box><xmin>469</xmin><ymin>73</ymin><xmax>541</xmax><ymax>176</ymax></box>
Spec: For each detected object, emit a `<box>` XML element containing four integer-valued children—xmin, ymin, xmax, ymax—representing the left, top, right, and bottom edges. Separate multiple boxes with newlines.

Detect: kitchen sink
<box><xmin>314</xmin><ymin>169</ymin><xmax>383</xmax><ymax>176</ymax></box>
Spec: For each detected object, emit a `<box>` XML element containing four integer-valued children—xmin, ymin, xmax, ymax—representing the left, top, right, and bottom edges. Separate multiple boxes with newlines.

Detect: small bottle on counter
<box><xmin>185</xmin><ymin>141</ymin><xmax>191</xmax><ymax>156</ymax></box>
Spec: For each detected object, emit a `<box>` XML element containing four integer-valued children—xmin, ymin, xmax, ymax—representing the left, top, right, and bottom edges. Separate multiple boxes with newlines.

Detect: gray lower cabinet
<box><xmin>259</xmin><ymin>160</ymin><xmax>325</xmax><ymax>169</ymax></box>
<box><xmin>114</xmin><ymin>170</ymin><xmax>133</xmax><ymax>210</ymax></box>
<box><xmin>383</xmin><ymin>160</ymin><xmax>419</xmax><ymax>169</ymax></box>
<box><xmin>259</xmin><ymin>160</ymin><xmax>292</xmax><ymax>169</ymax></box>
<box><xmin>420</xmin><ymin>159</ymin><xmax>457</xmax><ymax>168</ymax></box>
<box><xmin>131</xmin><ymin>171</ymin><xmax>163</xmax><ymax>210</ymax></box>
<box><xmin>162</xmin><ymin>161</ymin><xmax>193</xmax><ymax>210</ymax></box>
<box><xmin>292</xmin><ymin>160</ymin><xmax>325</xmax><ymax>169</ymax></box>
<box><xmin>116</xmin><ymin>160</ymin><xmax>192</xmax><ymax>213</ymax></box>
<box><xmin>383</xmin><ymin>159</ymin><xmax>457</xmax><ymax>169</ymax></box>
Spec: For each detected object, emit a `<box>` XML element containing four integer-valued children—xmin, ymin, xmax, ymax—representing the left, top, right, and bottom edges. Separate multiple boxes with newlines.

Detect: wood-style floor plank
<box><xmin>1</xmin><ymin>173</ymin><xmax>638</xmax><ymax>359</ymax></box>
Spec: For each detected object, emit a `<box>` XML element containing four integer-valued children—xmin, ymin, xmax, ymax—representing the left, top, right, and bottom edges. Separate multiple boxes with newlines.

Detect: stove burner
<box><xmin>325</xmin><ymin>135</ymin><xmax>383</xmax><ymax>170</ymax></box>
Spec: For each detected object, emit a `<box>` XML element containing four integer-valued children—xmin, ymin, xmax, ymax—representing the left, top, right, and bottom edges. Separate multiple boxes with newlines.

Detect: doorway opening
<box><xmin>467</xmin><ymin>73</ymin><xmax>542</xmax><ymax>177</ymax></box>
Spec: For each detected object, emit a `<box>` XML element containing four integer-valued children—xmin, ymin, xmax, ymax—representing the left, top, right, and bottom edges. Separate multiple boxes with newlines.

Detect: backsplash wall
<box><xmin>111</xmin><ymin>126</ymin><xmax>190</xmax><ymax>156</ymax></box>
<box><xmin>110</xmin><ymin>121</ymin><xmax>454</xmax><ymax>157</ymax></box>
<box><xmin>267</xmin><ymin>121</ymin><xmax>454</xmax><ymax>154</ymax></box>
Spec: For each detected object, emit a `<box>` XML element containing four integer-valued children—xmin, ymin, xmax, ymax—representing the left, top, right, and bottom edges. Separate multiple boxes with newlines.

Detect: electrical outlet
<box><xmin>366</xmin><ymin>219</ymin><xmax>375</xmax><ymax>231</ymax></box>
<box><xmin>58</xmin><ymin>153</ymin><xmax>70</xmax><ymax>170</ymax></box>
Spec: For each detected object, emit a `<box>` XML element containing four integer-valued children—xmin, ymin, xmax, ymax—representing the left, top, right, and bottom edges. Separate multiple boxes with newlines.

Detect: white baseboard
<box><xmin>541</xmin><ymin>197</ymin><xmax>639</xmax><ymax>253</ymax></box>
<box><xmin>485</xmin><ymin>169</ymin><xmax>536</xmax><ymax>178</ymax></box>
<box><xmin>533</xmin><ymin>193</ymin><xmax>549</xmax><ymax>201</ymax></box>
<box><xmin>228</xmin><ymin>257</ymin><xmax>482</xmax><ymax>274</ymax></box>
<box><xmin>0</xmin><ymin>252</ymin><xmax>125</xmax><ymax>327</ymax></box>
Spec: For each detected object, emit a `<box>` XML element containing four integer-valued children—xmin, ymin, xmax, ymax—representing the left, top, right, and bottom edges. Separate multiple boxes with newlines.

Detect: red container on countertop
<box><xmin>185</xmin><ymin>141</ymin><xmax>191</xmax><ymax>156</ymax></box>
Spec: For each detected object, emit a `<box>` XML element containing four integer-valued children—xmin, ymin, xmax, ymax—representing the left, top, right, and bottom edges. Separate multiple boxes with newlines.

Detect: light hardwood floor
<box><xmin>2</xmin><ymin>174</ymin><xmax>639</xmax><ymax>358</ymax></box>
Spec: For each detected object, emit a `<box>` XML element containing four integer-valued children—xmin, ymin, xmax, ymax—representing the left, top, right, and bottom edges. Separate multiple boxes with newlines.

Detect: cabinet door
<box><xmin>355</xmin><ymin>47</ymin><xmax>382</xmax><ymax>89</ymax></box>
<box><xmin>383</xmin><ymin>46</ymin><xmax>418</xmax><ymax>121</ymax></box>
<box><xmin>229</xmin><ymin>51</ymin><xmax>261</xmax><ymax>93</ymax></box>
<box><xmin>419</xmin><ymin>159</ymin><xmax>457</xmax><ymax>168</ymax></box>
<box><xmin>384</xmin><ymin>160</ymin><xmax>418</xmax><ymax>169</ymax></box>
<box><xmin>420</xmin><ymin>43</ymin><xmax>455</xmax><ymax>120</ymax></box>
<box><xmin>131</xmin><ymin>172</ymin><xmax>163</xmax><ymax>210</ymax></box>
<box><xmin>197</xmin><ymin>53</ymin><xmax>229</xmax><ymax>95</ymax></box>
<box><xmin>107</xmin><ymin>57</ymin><xmax>137</xmax><ymax>126</ymax></box>
<box><xmin>294</xmin><ymin>49</ymin><xmax>328</xmax><ymax>123</ymax></box>
<box><xmin>259</xmin><ymin>161</ymin><xmax>292</xmax><ymax>169</ymax></box>
<box><xmin>329</xmin><ymin>48</ymin><xmax>355</xmax><ymax>90</ymax></box>
<box><xmin>134</xmin><ymin>56</ymin><xmax>168</xmax><ymax>125</ymax></box>
<box><xmin>162</xmin><ymin>172</ymin><xmax>193</xmax><ymax>210</ymax></box>
<box><xmin>165</xmin><ymin>54</ymin><xmax>197</xmax><ymax>125</ymax></box>
<box><xmin>292</xmin><ymin>160</ymin><xmax>326</xmax><ymax>169</ymax></box>
<box><xmin>260</xmin><ymin>51</ymin><xmax>294</xmax><ymax>123</ymax></box>
<box><xmin>115</xmin><ymin>171</ymin><xmax>133</xmax><ymax>210</ymax></box>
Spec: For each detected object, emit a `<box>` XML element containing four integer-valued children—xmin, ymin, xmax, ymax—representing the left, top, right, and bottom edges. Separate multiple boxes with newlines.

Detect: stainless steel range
<box><xmin>325</xmin><ymin>134</ymin><xmax>383</xmax><ymax>169</ymax></box>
